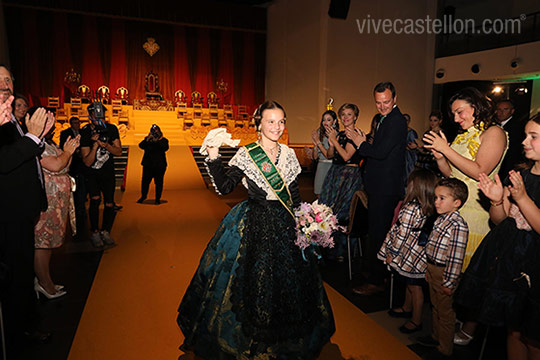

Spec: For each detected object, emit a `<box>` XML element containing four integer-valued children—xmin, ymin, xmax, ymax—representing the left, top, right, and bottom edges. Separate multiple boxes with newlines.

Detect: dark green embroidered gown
<box><xmin>177</xmin><ymin>145</ymin><xmax>335</xmax><ymax>359</ymax></box>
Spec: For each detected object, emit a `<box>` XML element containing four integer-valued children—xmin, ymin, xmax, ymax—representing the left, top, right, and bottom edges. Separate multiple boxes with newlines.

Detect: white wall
<box><xmin>267</xmin><ymin>0</ymin><xmax>437</xmax><ymax>143</ymax></box>
<box><xmin>434</xmin><ymin>41</ymin><xmax>540</xmax><ymax>83</ymax></box>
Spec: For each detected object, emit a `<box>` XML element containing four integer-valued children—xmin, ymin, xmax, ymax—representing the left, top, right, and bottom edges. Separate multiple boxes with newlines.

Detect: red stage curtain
<box><xmin>173</xmin><ymin>27</ymin><xmax>191</xmax><ymax>97</ymax></box>
<box><xmin>109</xmin><ymin>20</ymin><xmax>127</xmax><ymax>97</ymax></box>
<box><xmin>217</xmin><ymin>31</ymin><xmax>235</xmax><ymax>106</ymax></box>
<box><xmin>81</xmin><ymin>17</ymin><xmax>104</xmax><ymax>93</ymax></box>
<box><xmin>5</xmin><ymin>8</ymin><xmax>264</xmax><ymax>109</ymax></box>
<box><xmin>52</xmin><ymin>13</ymin><xmax>73</xmax><ymax>103</ymax></box>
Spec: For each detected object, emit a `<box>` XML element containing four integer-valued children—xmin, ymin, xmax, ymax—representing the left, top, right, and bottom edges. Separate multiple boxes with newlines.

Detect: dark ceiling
<box><xmin>2</xmin><ymin>0</ymin><xmax>271</xmax><ymax>31</ymax></box>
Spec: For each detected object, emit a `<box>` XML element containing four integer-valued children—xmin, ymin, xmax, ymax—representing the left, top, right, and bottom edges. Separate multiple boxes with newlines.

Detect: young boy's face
<box><xmin>434</xmin><ymin>186</ymin><xmax>461</xmax><ymax>214</ymax></box>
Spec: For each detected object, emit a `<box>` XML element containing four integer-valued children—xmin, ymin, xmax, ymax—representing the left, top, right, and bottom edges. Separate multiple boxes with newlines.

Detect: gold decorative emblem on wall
<box><xmin>143</xmin><ymin>37</ymin><xmax>160</xmax><ymax>57</ymax></box>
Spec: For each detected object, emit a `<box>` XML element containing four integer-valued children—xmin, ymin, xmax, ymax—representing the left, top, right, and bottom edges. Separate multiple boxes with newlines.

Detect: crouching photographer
<box><xmin>137</xmin><ymin>124</ymin><xmax>169</xmax><ymax>205</ymax></box>
<box><xmin>80</xmin><ymin>102</ymin><xmax>122</xmax><ymax>248</ymax></box>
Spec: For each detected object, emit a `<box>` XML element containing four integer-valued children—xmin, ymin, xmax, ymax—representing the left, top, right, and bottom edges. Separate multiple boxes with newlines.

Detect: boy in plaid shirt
<box><xmin>420</xmin><ymin>178</ymin><xmax>468</xmax><ymax>359</ymax></box>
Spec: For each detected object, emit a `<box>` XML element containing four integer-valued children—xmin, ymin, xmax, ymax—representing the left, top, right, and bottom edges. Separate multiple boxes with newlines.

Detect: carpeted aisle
<box><xmin>68</xmin><ymin>146</ymin><xmax>418</xmax><ymax>360</ymax></box>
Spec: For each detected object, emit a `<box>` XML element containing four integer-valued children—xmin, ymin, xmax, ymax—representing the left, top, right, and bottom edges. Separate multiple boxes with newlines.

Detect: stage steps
<box><xmin>191</xmin><ymin>146</ymin><xmax>237</xmax><ymax>188</ymax></box>
<box><xmin>114</xmin><ymin>146</ymin><xmax>129</xmax><ymax>189</ymax></box>
<box><xmin>130</xmin><ymin>110</ymin><xmax>184</xmax><ymax>144</ymax></box>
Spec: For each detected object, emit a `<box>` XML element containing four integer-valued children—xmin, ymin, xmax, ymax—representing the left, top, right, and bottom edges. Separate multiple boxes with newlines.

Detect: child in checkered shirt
<box><xmin>378</xmin><ymin>169</ymin><xmax>438</xmax><ymax>334</ymax></box>
<box><xmin>420</xmin><ymin>178</ymin><xmax>469</xmax><ymax>358</ymax></box>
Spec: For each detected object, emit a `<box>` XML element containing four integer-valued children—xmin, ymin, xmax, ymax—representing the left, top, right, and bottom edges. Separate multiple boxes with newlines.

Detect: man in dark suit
<box><xmin>60</xmin><ymin>116</ymin><xmax>88</xmax><ymax>235</ymax></box>
<box><xmin>59</xmin><ymin>116</ymin><xmax>81</xmax><ymax>147</ymax></box>
<box><xmin>496</xmin><ymin>100</ymin><xmax>525</xmax><ymax>179</ymax></box>
<box><xmin>346</xmin><ymin>82</ymin><xmax>407</xmax><ymax>295</ymax></box>
<box><xmin>0</xmin><ymin>64</ymin><xmax>54</xmax><ymax>355</ymax></box>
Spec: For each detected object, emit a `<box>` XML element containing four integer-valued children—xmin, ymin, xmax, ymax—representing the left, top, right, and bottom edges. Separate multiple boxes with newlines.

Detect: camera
<box><xmin>150</xmin><ymin>124</ymin><xmax>161</xmax><ymax>139</ymax></box>
<box><xmin>92</xmin><ymin>126</ymin><xmax>109</xmax><ymax>143</ymax></box>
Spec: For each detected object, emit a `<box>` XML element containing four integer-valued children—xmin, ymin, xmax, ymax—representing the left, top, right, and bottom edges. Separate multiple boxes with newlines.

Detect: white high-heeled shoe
<box><xmin>34</xmin><ymin>277</ymin><xmax>64</xmax><ymax>291</ymax></box>
<box><xmin>34</xmin><ymin>281</ymin><xmax>67</xmax><ymax>300</ymax></box>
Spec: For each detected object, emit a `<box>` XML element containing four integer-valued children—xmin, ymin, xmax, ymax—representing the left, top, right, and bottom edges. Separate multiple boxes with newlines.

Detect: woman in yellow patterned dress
<box><xmin>423</xmin><ymin>87</ymin><xmax>507</xmax><ymax>344</ymax></box>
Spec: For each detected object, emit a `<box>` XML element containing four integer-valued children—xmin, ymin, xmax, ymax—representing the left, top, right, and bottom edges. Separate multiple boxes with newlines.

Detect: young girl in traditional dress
<box><xmin>177</xmin><ymin>101</ymin><xmax>335</xmax><ymax>359</ymax></box>
<box><xmin>455</xmin><ymin>114</ymin><xmax>540</xmax><ymax>360</ymax></box>
<box><xmin>378</xmin><ymin>169</ymin><xmax>438</xmax><ymax>334</ymax></box>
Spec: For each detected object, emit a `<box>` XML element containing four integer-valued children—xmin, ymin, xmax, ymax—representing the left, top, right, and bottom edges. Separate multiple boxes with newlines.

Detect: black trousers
<box><xmin>366</xmin><ymin>193</ymin><xmax>401</xmax><ymax>285</ymax></box>
<box><xmin>0</xmin><ymin>218</ymin><xmax>39</xmax><ymax>358</ymax></box>
<box><xmin>141</xmin><ymin>165</ymin><xmax>166</xmax><ymax>201</ymax></box>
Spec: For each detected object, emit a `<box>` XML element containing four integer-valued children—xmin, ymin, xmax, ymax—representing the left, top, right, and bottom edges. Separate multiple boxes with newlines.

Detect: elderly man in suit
<box><xmin>346</xmin><ymin>82</ymin><xmax>407</xmax><ymax>295</ymax></box>
<box><xmin>0</xmin><ymin>64</ymin><xmax>54</xmax><ymax>355</ymax></box>
<box><xmin>496</xmin><ymin>100</ymin><xmax>525</xmax><ymax>179</ymax></box>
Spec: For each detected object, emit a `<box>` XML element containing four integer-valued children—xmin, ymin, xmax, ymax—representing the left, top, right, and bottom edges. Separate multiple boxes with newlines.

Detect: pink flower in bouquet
<box><xmin>294</xmin><ymin>200</ymin><xmax>343</xmax><ymax>255</ymax></box>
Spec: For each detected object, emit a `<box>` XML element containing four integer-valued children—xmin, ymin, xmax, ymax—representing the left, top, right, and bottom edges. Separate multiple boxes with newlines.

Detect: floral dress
<box><xmin>34</xmin><ymin>142</ymin><xmax>75</xmax><ymax>249</ymax></box>
<box><xmin>448</xmin><ymin>125</ymin><xmax>507</xmax><ymax>270</ymax></box>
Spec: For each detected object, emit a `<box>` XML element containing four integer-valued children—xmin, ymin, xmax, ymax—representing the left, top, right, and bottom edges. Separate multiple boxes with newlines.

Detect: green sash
<box><xmin>245</xmin><ymin>142</ymin><xmax>294</xmax><ymax>217</ymax></box>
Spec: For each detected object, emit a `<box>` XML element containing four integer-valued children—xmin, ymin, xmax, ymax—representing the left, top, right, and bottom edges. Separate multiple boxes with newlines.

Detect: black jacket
<box><xmin>357</xmin><ymin>106</ymin><xmax>407</xmax><ymax>197</ymax></box>
<box><xmin>0</xmin><ymin>121</ymin><xmax>47</xmax><ymax>221</ymax></box>
<box><xmin>139</xmin><ymin>137</ymin><xmax>169</xmax><ymax>168</ymax></box>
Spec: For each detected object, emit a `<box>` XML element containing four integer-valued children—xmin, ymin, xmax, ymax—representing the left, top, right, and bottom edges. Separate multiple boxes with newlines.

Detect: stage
<box><xmin>67</xmin><ymin>146</ymin><xmax>418</xmax><ymax>360</ymax></box>
<box><xmin>52</xmin><ymin>104</ymin><xmax>290</xmax><ymax>147</ymax></box>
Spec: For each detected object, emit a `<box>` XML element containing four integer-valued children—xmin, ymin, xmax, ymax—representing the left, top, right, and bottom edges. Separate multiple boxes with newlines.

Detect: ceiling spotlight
<box><xmin>435</xmin><ymin>69</ymin><xmax>445</xmax><ymax>79</ymax></box>
<box><xmin>511</xmin><ymin>58</ymin><xmax>520</xmax><ymax>69</ymax></box>
<box><xmin>492</xmin><ymin>86</ymin><xmax>503</xmax><ymax>94</ymax></box>
<box><xmin>471</xmin><ymin>64</ymin><xmax>480</xmax><ymax>74</ymax></box>
<box><xmin>515</xmin><ymin>87</ymin><xmax>528</xmax><ymax>95</ymax></box>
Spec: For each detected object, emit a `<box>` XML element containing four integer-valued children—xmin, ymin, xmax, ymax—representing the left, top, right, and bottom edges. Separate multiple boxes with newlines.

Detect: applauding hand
<box><xmin>508</xmin><ymin>170</ymin><xmax>527</xmax><ymax>202</ymax></box>
<box><xmin>423</xmin><ymin>130</ymin><xmax>450</xmax><ymax>155</ymax></box>
<box><xmin>63</xmin><ymin>135</ymin><xmax>81</xmax><ymax>155</ymax></box>
<box><xmin>325</xmin><ymin>124</ymin><xmax>338</xmax><ymax>145</ymax></box>
<box><xmin>478</xmin><ymin>173</ymin><xmax>504</xmax><ymax>203</ymax></box>
<box><xmin>0</xmin><ymin>95</ymin><xmax>14</xmax><ymax>126</ymax></box>
<box><xmin>345</xmin><ymin>127</ymin><xmax>365</xmax><ymax>147</ymax></box>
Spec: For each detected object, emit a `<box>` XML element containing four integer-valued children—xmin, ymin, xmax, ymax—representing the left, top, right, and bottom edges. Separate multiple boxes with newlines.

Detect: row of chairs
<box><xmin>47</xmin><ymin>97</ymin><xmax>128</xmax><ymax>125</ymax></box>
<box><xmin>178</xmin><ymin>104</ymin><xmax>253</xmax><ymax>130</ymax></box>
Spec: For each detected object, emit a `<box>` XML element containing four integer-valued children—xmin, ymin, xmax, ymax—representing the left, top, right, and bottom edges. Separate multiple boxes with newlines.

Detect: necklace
<box><xmin>261</xmin><ymin>142</ymin><xmax>279</xmax><ymax>155</ymax></box>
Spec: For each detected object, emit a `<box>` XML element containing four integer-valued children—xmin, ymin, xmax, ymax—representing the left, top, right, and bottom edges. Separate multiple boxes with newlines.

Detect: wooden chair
<box><xmin>237</xmin><ymin>105</ymin><xmax>249</xmax><ymax>121</ymax></box>
<box><xmin>77</xmin><ymin>85</ymin><xmax>91</xmax><ymax>103</ymax></box>
<box><xmin>175</xmin><ymin>90</ymin><xmax>187</xmax><ymax>107</ymax></box>
<box><xmin>118</xmin><ymin>108</ymin><xmax>129</xmax><ymax>128</ymax></box>
<box><xmin>224</xmin><ymin>104</ymin><xmax>233</xmax><ymax>120</ymax></box>
<box><xmin>207</xmin><ymin>92</ymin><xmax>218</xmax><ymax>108</ymax></box>
<box><xmin>191</xmin><ymin>91</ymin><xmax>203</xmax><ymax>118</ymax></box>
<box><xmin>183</xmin><ymin>112</ymin><xmax>193</xmax><ymax>130</ymax></box>
<box><xmin>111</xmin><ymin>100</ymin><xmax>122</xmax><ymax>118</ymax></box>
<box><xmin>70</xmin><ymin>98</ymin><xmax>82</xmax><ymax>117</ymax></box>
<box><xmin>97</xmin><ymin>86</ymin><xmax>110</xmax><ymax>104</ymax></box>
<box><xmin>237</xmin><ymin>105</ymin><xmax>249</xmax><ymax>127</ymax></box>
<box><xmin>47</xmin><ymin>97</ymin><xmax>60</xmax><ymax>109</ymax></box>
<box><xmin>346</xmin><ymin>190</ymin><xmax>368</xmax><ymax>281</ymax></box>
<box><xmin>116</xmin><ymin>87</ymin><xmax>129</xmax><ymax>105</ymax></box>
<box><xmin>145</xmin><ymin>71</ymin><xmax>163</xmax><ymax>100</ymax></box>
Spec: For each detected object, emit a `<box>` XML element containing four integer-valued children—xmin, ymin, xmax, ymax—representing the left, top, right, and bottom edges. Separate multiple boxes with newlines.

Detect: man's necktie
<box><xmin>376</xmin><ymin>115</ymin><xmax>386</xmax><ymax>131</ymax></box>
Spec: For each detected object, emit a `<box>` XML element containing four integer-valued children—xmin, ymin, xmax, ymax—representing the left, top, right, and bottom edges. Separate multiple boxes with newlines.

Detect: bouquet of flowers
<box><xmin>294</xmin><ymin>200</ymin><xmax>344</xmax><ymax>254</ymax></box>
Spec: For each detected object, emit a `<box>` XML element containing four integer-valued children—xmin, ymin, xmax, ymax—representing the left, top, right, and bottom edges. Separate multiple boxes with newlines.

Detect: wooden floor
<box><xmin>68</xmin><ymin>146</ymin><xmax>419</xmax><ymax>360</ymax></box>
